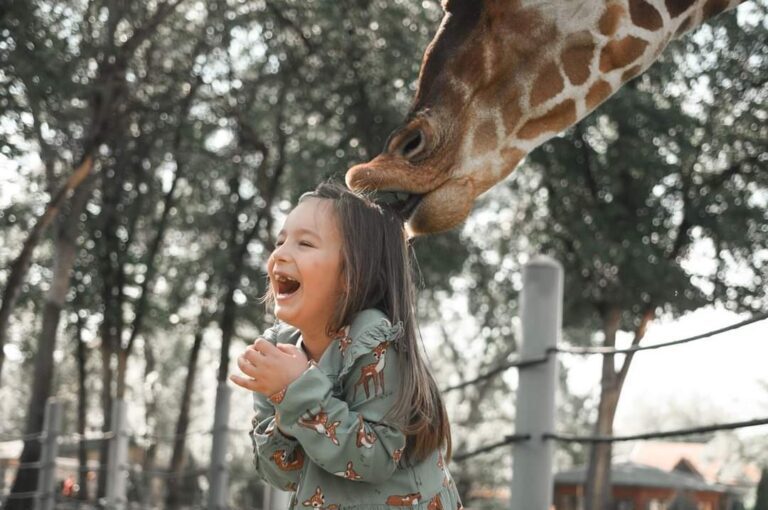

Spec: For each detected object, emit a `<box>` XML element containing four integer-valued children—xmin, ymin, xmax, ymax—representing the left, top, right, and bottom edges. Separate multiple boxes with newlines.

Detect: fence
<box><xmin>2</xmin><ymin>256</ymin><xmax>766</xmax><ymax>510</ymax></box>
<box><xmin>449</xmin><ymin>257</ymin><xmax>768</xmax><ymax>509</ymax></box>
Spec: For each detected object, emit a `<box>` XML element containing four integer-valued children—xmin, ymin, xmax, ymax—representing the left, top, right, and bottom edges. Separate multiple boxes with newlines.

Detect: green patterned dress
<box><xmin>249</xmin><ymin>309</ymin><xmax>463</xmax><ymax>510</ymax></box>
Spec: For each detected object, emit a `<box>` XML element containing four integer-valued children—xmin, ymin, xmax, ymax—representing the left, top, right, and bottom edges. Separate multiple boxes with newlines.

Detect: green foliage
<box><xmin>516</xmin><ymin>9</ymin><xmax>767</xmax><ymax>335</ymax></box>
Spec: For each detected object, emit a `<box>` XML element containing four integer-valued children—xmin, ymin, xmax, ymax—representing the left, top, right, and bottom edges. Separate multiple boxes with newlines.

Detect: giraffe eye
<box><xmin>399</xmin><ymin>129</ymin><xmax>425</xmax><ymax>160</ymax></box>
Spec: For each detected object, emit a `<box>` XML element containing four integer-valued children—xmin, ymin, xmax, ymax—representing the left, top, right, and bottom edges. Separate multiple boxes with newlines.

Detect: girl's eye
<box><xmin>299</xmin><ymin>241</ymin><xmax>314</xmax><ymax>248</ymax></box>
<box><xmin>275</xmin><ymin>239</ymin><xmax>285</xmax><ymax>247</ymax></box>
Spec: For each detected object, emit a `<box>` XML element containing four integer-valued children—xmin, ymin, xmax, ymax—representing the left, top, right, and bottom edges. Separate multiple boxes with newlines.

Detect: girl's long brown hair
<box><xmin>299</xmin><ymin>182</ymin><xmax>451</xmax><ymax>463</ymax></box>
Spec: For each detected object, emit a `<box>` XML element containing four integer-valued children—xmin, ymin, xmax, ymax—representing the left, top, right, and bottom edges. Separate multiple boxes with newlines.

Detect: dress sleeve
<box><xmin>273</xmin><ymin>323</ymin><xmax>406</xmax><ymax>483</ymax></box>
<box><xmin>248</xmin><ymin>324</ymin><xmax>303</xmax><ymax>491</ymax></box>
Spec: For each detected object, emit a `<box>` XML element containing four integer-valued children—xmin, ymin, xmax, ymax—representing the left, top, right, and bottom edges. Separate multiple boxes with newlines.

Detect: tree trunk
<box><xmin>166</xmin><ymin>327</ymin><xmax>205</xmax><ymax>509</ymax></box>
<box><xmin>0</xmin><ymin>156</ymin><xmax>93</xmax><ymax>384</ymax></box>
<box><xmin>755</xmin><ymin>467</ymin><xmax>768</xmax><ymax>510</ymax></box>
<box><xmin>584</xmin><ymin>307</ymin><xmax>654</xmax><ymax>510</ymax></box>
<box><xmin>141</xmin><ymin>340</ymin><xmax>159</xmax><ymax>507</ymax></box>
<box><xmin>95</xmin><ymin>166</ymin><xmax>127</xmax><ymax>498</ymax></box>
<box><xmin>6</xmin><ymin>177</ymin><xmax>93</xmax><ymax>508</ymax></box>
<box><xmin>584</xmin><ymin>307</ymin><xmax>622</xmax><ymax>510</ymax></box>
<box><xmin>75</xmin><ymin>312</ymin><xmax>90</xmax><ymax>501</ymax></box>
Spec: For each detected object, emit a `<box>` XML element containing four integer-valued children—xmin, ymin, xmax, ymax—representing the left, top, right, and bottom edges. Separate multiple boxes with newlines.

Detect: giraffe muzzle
<box><xmin>370</xmin><ymin>191</ymin><xmax>423</xmax><ymax>221</ymax></box>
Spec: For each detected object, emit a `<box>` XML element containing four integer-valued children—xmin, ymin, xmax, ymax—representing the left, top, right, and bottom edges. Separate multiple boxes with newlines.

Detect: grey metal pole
<box><xmin>208</xmin><ymin>382</ymin><xmax>231</xmax><ymax>510</ymax></box>
<box><xmin>35</xmin><ymin>398</ymin><xmax>62</xmax><ymax>510</ymax></box>
<box><xmin>105</xmin><ymin>399</ymin><xmax>128</xmax><ymax>510</ymax></box>
<box><xmin>263</xmin><ymin>485</ymin><xmax>292</xmax><ymax>510</ymax></box>
<box><xmin>510</xmin><ymin>256</ymin><xmax>563</xmax><ymax>510</ymax></box>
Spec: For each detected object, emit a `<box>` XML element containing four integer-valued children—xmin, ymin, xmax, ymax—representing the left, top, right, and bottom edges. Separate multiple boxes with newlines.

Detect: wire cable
<box><xmin>452</xmin><ymin>434</ymin><xmax>531</xmax><ymax>462</ymax></box>
<box><xmin>543</xmin><ymin>417</ymin><xmax>768</xmax><ymax>443</ymax></box>
<box><xmin>552</xmin><ymin>312</ymin><xmax>768</xmax><ymax>356</ymax></box>
<box><xmin>440</xmin><ymin>312</ymin><xmax>766</xmax><ymax>394</ymax></box>
<box><xmin>442</xmin><ymin>354</ymin><xmax>550</xmax><ymax>393</ymax></box>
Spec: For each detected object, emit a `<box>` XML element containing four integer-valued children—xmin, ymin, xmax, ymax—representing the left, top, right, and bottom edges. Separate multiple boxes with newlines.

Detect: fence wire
<box><xmin>553</xmin><ymin>311</ymin><xmax>768</xmax><ymax>355</ymax></box>
<box><xmin>441</xmin><ymin>312</ymin><xmax>767</xmax><ymax>394</ymax></box>
<box><xmin>543</xmin><ymin>417</ymin><xmax>768</xmax><ymax>443</ymax></box>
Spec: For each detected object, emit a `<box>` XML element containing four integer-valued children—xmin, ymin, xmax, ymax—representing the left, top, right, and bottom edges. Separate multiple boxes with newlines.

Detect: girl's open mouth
<box><xmin>275</xmin><ymin>274</ymin><xmax>301</xmax><ymax>297</ymax></box>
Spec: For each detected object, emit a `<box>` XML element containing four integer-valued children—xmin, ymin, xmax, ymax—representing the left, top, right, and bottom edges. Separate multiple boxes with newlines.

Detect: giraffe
<box><xmin>345</xmin><ymin>0</ymin><xmax>746</xmax><ymax>235</ymax></box>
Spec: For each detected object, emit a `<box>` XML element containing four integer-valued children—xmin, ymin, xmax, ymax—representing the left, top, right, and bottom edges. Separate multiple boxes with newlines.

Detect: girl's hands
<box><xmin>230</xmin><ymin>338</ymin><xmax>310</xmax><ymax>397</ymax></box>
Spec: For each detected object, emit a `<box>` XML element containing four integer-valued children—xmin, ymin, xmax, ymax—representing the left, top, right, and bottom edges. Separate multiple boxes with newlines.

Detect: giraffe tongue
<box><xmin>371</xmin><ymin>191</ymin><xmax>423</xmax><ymax>220</ymax></box>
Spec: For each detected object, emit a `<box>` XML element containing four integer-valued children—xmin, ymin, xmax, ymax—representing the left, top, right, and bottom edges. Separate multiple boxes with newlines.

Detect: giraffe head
<box><xmin>346</xmin><ymin>0</ymin><xmax>742</xmax><ymax>235</ymax></box>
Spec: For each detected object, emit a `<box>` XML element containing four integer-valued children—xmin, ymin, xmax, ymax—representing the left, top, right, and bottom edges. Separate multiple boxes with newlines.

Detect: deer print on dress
<box><xmin>298</xmin><ymin>410</ymin><xmax>341</xmax><ymax>446</ymax></box>
<box><xmin>386</xmin><ymin>493</ymin><xmax>422</xmax><ymax>506</ymax></box>
<box><xmin>334</xmin><ymin>461</ymin><xmax>362</xmax><ymax>480</ymax></box>
<box><xmin>353</xmin><ymin>340</ymin><xmax>391</xmax><ymax>400</ymax></box>
<box><xmin>428</xmin><ymin>494</ymin><xmax>445</xmax><ymax>510</ymax></box>
<box><xmin>335</xmin><ymin>326</ymin><xmax>352</xmax><ymax>355</ymax></box>
<box><xmin>270</xmin><ymin>448</ymin><xmax>304</xmax><ymax>471</ymax></box>
<box><xmin>355</xmin><ymin>414</ymin><xmax>377</xmax><ymax>449</ymax></box>
<box><xmin>302</xmin><ymin>487</ymin><xmax>339</xmax><ymax>510</ymax></box>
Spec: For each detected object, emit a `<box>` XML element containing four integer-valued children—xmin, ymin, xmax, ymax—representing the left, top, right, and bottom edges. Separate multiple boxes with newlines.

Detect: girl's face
<box><xmin>267</xmin><ymin>197</ymin><xmax>344</xmax><ymax>335</ymax></box>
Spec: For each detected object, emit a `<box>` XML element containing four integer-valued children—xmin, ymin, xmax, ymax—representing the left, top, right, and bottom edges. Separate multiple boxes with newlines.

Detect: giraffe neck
<box><xmin>449</xmin><ymin>0</ymin><xmax>742</xmax><ymax>192</ymax></box>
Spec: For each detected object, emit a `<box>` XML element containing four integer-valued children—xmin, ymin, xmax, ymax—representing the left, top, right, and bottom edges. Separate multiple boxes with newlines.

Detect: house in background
<box><xmin>554</xmin><ymin>439</ymin><xmax>760</xmax><ymax>510</ymax></box>
<box><xmin>554</xmin><ymin>462</ymin><xmax>740</xmax><ymax>510</ymax></box>
<box><xmin>628</xmin><ymin>441</ymin><xmax>761</xmax><ymax>504</ymax></box>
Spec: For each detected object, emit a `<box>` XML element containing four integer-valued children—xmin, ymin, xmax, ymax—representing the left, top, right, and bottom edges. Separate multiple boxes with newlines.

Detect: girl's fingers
<box><xmin>243</xmin><ymin>347</ymin><xmax>262</xmax><ymax>365</ymax></box>
<box><xmin>237</xmin><ymin>355</ymin><xmax>258</xmax><ymax>377</ymax></box>
<box><xmin>229</xmin><ymin>374</ymin><xmax>256</xmax><ymax>391</ymax></box>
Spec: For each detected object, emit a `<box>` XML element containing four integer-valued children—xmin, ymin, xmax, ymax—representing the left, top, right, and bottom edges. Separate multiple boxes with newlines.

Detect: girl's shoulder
<box><xmin>346</xmin><ymin>308</ymin><xmax>403</xmax><ymax>348</ymax></box>
<box><xmin>334</xmin><ymin>308</ymin><xmax>404</xmax><ymax>380</ymax></box>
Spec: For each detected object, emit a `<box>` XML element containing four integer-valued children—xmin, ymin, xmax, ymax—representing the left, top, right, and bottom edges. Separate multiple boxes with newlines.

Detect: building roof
<box><xmin>628</xmin><ymin>440</ymin><xmax>761</xmax><ymax>486</ymax></box>
<box><xmin>555</xmin><ymin>462</ymin><xmax>731</xmax><ymax>493</ymax></box>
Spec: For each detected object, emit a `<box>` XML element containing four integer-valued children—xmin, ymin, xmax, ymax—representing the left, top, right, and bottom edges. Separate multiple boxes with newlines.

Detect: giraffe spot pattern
<box><xmin>675</xmin><ymin>15</ymin><xmax>694</xmax><ymax>36</ymax></box>
<box><xmin>561</xmin><ymin>31</ymin><xmax>595</xmax><ymax>86</ymax></box>
<box><xmin>665</xmin><ymin>0</ymin><xmax>697</xmax><ymax>17</ymax></box>
<box><xmin>530</xmin><ymin>60</ymin><xmax>564</xmax><ymax>108</ymax></box>
<box><xmin>599</xmin><ymin>36</ymin><xmax>649</xmax><ymax>73</ymax></box>
<box><xmin>599</xmin><ymin>3</ymin><xmax>626</xmax><ymax>36</ymax></box>
<box><xmin>622</xmin><ymin>64</ymin><xmax>643</xmax><ymax>83</ymax></box>
<box><xmin>586</xmin><ymin>80</ymin><xmax>613</xmax><ymax>110</ymax></box>
<box><xmin>629</xmin><ymin>0</ymin><xmax>664</xmax><ymax>31</ymax></box>
<box><xmin>473</xmin><ymin>120</ymin><xmax>498</xmax><ymax>156</ymax></box>
<box><xmin>517</xmin><ymin>100</ymin><xmax>577</xmax><ymax>140</ymax></box>
<box><xmin>703</xmin><ymin>0</ymin><xmax>730</xmax><ymax>20</ymax></box>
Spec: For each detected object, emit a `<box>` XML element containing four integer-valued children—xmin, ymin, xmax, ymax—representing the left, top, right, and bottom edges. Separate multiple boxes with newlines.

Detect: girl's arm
<box><xmin>249</xmin><ymin>384</ymin><xmax>303</xmax><ymax>491</ymax></box>
<box><xmin>247</xmin><ymin>324</ymin><xmax>303</xmax><ymax>490</ymax></box>
<box><xmin>272</xmin><ymin>344</ymin><xmax>407</xmax><ymax>483</ymax></box>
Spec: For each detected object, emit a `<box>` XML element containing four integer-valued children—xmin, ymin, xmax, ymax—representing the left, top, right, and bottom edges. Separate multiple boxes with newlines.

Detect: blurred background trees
<box><xmin>0</xmin><ymin>0</ymin><xmax>765</xmax><ymax>508</ymax></box>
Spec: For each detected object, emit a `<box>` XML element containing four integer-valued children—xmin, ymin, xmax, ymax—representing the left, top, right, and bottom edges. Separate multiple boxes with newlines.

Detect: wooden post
<box><xmin>208</xmin><ymin>383</ymin><xmax>231</xmax><ymax>510</ymax></box>
<box><xmin>510</xmin><ymin>256</ymin><xmax>562</xmax><ymax>510</ymax></box>
<box><xmin>105</xmin><ymin>399</ymin><xmax>128</xmax><ymax>510</ymax></box>
<box><xmin>34</xmin><ymin>398</ymin><xmax>62</xmax><ymax>510</ymax></box>
<box><xmin>263</xmin><ymin>485</ymin><xmax>292</xmax><ymax>510</ymax></box>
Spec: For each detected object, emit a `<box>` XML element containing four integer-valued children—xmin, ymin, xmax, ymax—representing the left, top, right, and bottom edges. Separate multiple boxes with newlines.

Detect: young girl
<box><xmin>230</xmin><ymin>182</ymin><xmax>462</xmax><ymax>509</ymax></box>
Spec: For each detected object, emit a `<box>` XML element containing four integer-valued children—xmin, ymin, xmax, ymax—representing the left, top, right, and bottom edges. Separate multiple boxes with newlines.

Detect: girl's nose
<box><xmin>271</xmin><ymin>242</ymin><xmax>290</xmax><ymax>262</ymax></box>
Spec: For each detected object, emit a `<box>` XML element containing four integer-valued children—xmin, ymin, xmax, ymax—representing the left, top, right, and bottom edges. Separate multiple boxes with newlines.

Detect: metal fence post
<box><xmin>263</xmin><ymin>485</ymin><xmax>292</xmax><ymax>510</ymax></box>
<box><xmin>35</xmin><ymin>398</ymin><xmax>62</xmax><ymax>510</ymax></box>
<box><xmin>105</xmin><ymin>399</ymin><xmax>128</xmax><ymax>510</ymax></box>
<box><xmin>208</xmin><ymin>382</ymin><xmax>231</xmax><ymax>510</ymax></box>
<box><xmin>510</xmin><ymin>256</ymin><xmax>562</xmax><ymax>510</ymax></box>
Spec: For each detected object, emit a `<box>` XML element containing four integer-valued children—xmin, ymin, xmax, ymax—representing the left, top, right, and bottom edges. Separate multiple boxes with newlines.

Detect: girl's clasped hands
<box><xmin>230</xmin><ymin>339</ymin><xmax>309</xmax><ymax>398</ymax></box>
